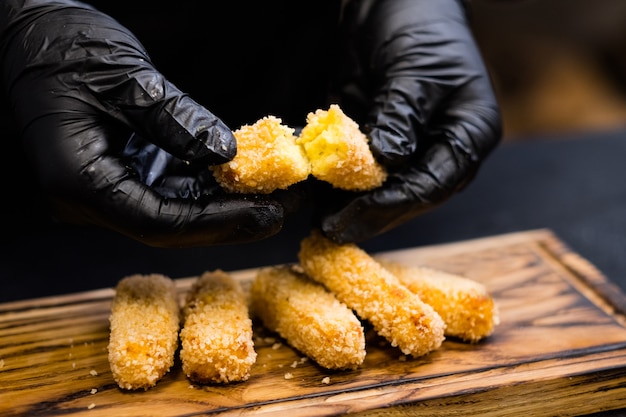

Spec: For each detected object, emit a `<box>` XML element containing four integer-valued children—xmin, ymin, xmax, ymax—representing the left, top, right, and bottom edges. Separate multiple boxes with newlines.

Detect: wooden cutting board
<box><xmin>2</xmin><ymin>229</ymin><xmax>626</xmax><ymax>416</ymax></box>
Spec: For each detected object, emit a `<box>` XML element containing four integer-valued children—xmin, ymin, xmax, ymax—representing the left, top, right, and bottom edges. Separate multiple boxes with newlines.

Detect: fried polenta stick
<box><xmin>298</xmin><ymin>230</ymin><xmax>445</xmax><ymax>358</ymax></box>
<box><xmin>180</xmin><ymin>270</ymin><xmax>257</xmax><ymax>384</ymax></box>
<box><xmin>378</xmin><ymin>259</ymin><xmax>500</xmax><ymax>343</ymax></box>
<box><xmin>108</xmin><ymin>274</ymin><xmax>180</xmax><ymax>390</ymax></box>
<box><xmin>250</xmin><ymin>265</ymin><xmax>366</xmax><ymax>370</ymax></box>
<box><xmin>211</xmin><ymin>115</ymin><xmax>311</xmax><ymax>193</ymax></box>
<box><xmin>297</xmin><ymin>104</ymin><xmax>387</xmax><ymax>191</ymax></box>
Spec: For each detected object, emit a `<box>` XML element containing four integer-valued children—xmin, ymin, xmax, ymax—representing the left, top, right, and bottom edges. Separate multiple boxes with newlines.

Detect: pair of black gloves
<box><xmin>0</xmin><ymin>0</ymin><xmax>501</xmax><ymax>248</ymax></box>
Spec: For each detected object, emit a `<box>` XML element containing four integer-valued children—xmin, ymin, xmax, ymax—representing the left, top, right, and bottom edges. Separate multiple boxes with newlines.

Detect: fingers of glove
<box><xmin>80</xmin><ymin>15</ymin><xmax>237</xmax><ymax>165</ymax></box>
<box><xmin>368</xmin><ymin>23</ymin><xmax>500</xmax><ymax>167</ymax></box>
<box><xmin>101</xmin><ymin>73</ymin><xmax>237</xmax><ymax>165</ymax></box>
<box><xmin>49</xmin><ymin>153</ymin><xmax>285</xmax><ymax>247</ymax></box>
<box><xmin>82</xmin><ymin>184</ymin><xmax>285</xmax><ymax>248</ymax></box>
<box><xmin>340</xmin><ymin>0</ymin><xmax>499</xmax><ymax>167</ymax></box>
<box><xmin>121</xmin><ymin>133</ymin><xmax>224</xmax><ymax>199</ymax></box>
<box><xmin>22</xmin><ymin>114</ymin><xmax>283</xmax><ymax>247</ymax></box>
<box><xmin>320</xmin><ymin>137</ymin><xmax>481</xmax><ymax>244</ymax></box>
<box><xmin>4</xmin><ymin>1</ymin><xmax>236</xmax><ymax>165</ymax></box>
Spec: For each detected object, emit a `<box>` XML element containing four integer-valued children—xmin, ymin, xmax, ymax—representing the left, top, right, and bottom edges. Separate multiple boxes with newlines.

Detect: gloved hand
<box><xmin>321</xmin><ymin>0</ymin><xmax>502</xmax><ymax>243</ymax></box>
<box><xmin>0</xmin><ymin>0</ymin><xmax>288</xmax><ymax>247</ymax></box>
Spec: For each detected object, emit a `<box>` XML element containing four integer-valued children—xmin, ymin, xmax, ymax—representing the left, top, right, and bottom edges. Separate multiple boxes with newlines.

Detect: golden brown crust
<box><xmin>210</xmin><ymin>116</ymin><xmax>311</xmax><ymax>193</ymax></box>
<box><xmin>297</xmin><ymin>104</ymin><xmax>387</xmax><ymax>191</ymax></box>
<box><xmin>250</xmin><ymin>265</ymin><xmax>366</xmax><ymax>370</ymax></box>
<box><xmin>179</xmin><ymin>270</ymin><xmax>257</xmax><ymax>384</ymax></box>
<box><xmin>298</xmin><ymin>230</ymin><xmax>445</xmax><ymax>358</ymax></box>
<box><xmin>378</xmin><ymin>259</ymin><xmax>500</xmax><ymax>343</ymax></box>
<box><xmin>108</xmin><ymin>274</ymin><xmax>180</xmax><ymax>390</ymax></box>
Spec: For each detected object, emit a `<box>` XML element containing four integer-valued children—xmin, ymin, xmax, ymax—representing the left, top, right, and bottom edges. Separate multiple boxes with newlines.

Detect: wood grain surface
<box><xmin>2</xmin><ymin>229</ymin><xmax>626</xmax><ymax>416</ymax></box>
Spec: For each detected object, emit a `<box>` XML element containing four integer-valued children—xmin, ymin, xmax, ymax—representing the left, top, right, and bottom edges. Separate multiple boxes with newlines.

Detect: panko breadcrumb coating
<box><xmin>297</xmin><ymin>104</ymin><xmax>387</xmax><ymax>191</ymax></box>
<box><xmin>377</xmin><ymin>260</ymin><xmax>500</xmax><ymax>343</ymax></box>
<box><xmin>250</xmin><ymin>265</ymin><xmax>366</xmax><ymax>370</ymax></box>
<box><xmin>211</xmin><ymin>116</ymin><xmax>311</xmax><ymax>193</ymax></box>
<box><xmin>180</xmin><ymin>270</ymin><xmax>257</xmax><ymax>384</ymax></box>
<box><xmin>298</xmin><ymin>230</ymin><xmax>445</xmax><ymax>358</ymax></box>
<box><xmin>108</xmin><ymin>274</ymin><xmax>180</xmax><ymax>390</ymax></box>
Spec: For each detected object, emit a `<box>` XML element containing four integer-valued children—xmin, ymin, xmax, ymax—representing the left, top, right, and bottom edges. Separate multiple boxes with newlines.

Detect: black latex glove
<box><xmin>0</xmin><ymin>0</ymin><xmax>287</xmax><ymax>247</ymax></box>
<box><xmin>322</xmin><ymin>0</ymin><xmax>502</xmax><ymax>243</ymax></box>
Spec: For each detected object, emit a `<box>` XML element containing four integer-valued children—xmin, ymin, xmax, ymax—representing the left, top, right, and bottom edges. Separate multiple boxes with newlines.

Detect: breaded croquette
<box><xmin>378</xmin><ymin>260</ymin><xmax>500</xmax><ymax>343</ymax></box>
<box><xmin>210</xmin><ymin>115</ymin><xmax>311</xmax><ymax>193</ymax></box>
<box><xmin>298</xmin><ymin>230</ymin><xmax>445</xmax><ymax>358</ymax></box>
<box><xmin>297</xmin><ymin>104</ymin><xmax>387</xmax><ymax>191</ymax></box>
<box><xmin>108</xmin><ymin>274</ymin><xmax>180</xmax><ymax>390</ymax></box>
<box><xmin>250</xmin><ymin>265</ymin><xmax>366</xmax><ymax>370</ymax></box>
<box><xmin>180</xmin><ymin>270</ymin><xmax>257</xmax><ymax>384</ymax></box>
